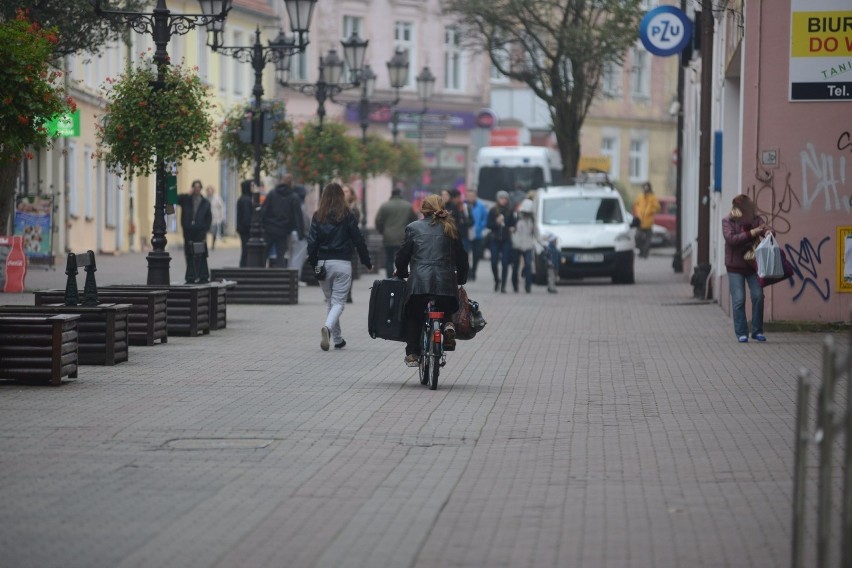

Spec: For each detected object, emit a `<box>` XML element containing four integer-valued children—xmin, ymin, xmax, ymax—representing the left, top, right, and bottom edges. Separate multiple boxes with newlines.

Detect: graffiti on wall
<box><xmin>800</xmin><ymin>141</ymin><xmax>849</xmax><ymax>213</ymax></box>
<box><xmin>784</xmin><ymin>236</ymin><xmax>832</xmax><ymax>302</ymax></box>
<box><xmin>746</xmin><ymin>171</ymin><xmax>799</xmax><ymax>235</ymax></box>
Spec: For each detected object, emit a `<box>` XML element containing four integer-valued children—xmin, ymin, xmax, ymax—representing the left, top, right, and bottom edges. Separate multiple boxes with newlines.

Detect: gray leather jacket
<box><xmin>395</xmin><ymin>218</ymin><xmax>469</xmax><ymax>300</ymax></box>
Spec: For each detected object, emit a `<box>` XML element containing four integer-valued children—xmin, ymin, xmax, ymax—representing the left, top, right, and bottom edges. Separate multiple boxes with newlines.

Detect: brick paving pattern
<box><xmin>0</xmin><ymin>245</ymin><xmax>829</xmax><ymax>567</ymax></box>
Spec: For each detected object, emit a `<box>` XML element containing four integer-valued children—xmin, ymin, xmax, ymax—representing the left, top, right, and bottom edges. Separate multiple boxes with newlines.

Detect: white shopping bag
<box><xmin>755</xmin><ymin>233</ymin><xmax>783</xmax><ymax>278</ymax></box>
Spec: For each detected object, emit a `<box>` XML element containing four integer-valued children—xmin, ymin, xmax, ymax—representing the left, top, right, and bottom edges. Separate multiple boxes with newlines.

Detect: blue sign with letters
<box><xmin>639</xmin><ymin>6</ymin><xmax>692</xmax><ymax>57</ymax></box>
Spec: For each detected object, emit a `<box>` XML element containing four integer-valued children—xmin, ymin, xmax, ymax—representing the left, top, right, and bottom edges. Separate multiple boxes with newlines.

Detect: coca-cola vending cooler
<box><xmin>0</xmin><ymin>235</ymin><xmax>26</xmax><ymax>292</ymax></box>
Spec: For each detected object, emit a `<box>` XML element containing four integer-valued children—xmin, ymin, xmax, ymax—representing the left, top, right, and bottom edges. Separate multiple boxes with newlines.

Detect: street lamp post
<box><xmin>93</xmin><ymin>0</ymin><xmax>232</xmax><ymax>285</ymax></box>
<box><xmin>207</xmin><ymin>3</ymin><xmax>315</xmax><ymax>267</ymax></box>
<box><xmin>277</xmin><ymin>32</ymin><xmax>369</xmax><ymax>132</ymax></box>
<box><xmin>415</xmin><ymin>66</ymin><xmax>435</xmax><ymax>150</ymax></box>
<box><xmin>355</xmin><ymin>51</ymin><xmax>409</xmax><ymax>229</ymax></box>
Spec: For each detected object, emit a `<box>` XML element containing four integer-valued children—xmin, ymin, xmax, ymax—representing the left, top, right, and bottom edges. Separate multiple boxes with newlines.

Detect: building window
<box><xmin>289</xmin><ymin>48</ymin><xmax>309</xmax><ymax>82</ymax></box>
<box><xmin>196</xmin><ymin>29</ymin><xmax>209</xmax><ymax>83</ymax></box>
<box><xmin>105</xmin><ymin>173</ymin><xmax>116</xmax><ymax>228</ymax></box>
<box><xmin>631</xmin><ymin>47</ymin><xmax>650</xmax><ymax>99</ymax></box>
<box><xmin>219</xmin><ymin>49</ymin><xmax>229</xmax><ymax>95</ymax></box>
<box><xmin>394</xmin><ymin>21</ymin><xmax>416</xmax><ymax>88</ymax></box>
<box><xmin>343</xmin><ymin>16</ymin><xmax>364</xmax><ymax>81</ymax></box>
<box><xmin>67</xmin><ymin>142</ymin><xmax>78</xmax><ymax>217</ymax></box>
<box><xmin>444</xmin><ymin>26</ymin><xmax>464</xmax><ymax>91</ymax></box>
<box><xmin>233</xmin><ymin>31</ymin><xmax>244</xmax><ymax>95</ymax></box>
<box><xmin>83</xmin><ymin>146</ymin><xmax>94</xmax><ymax>219</ymax></box>
<box><xmin>601</xmin><ymin>134</ymin><xmax>620</xmax><ymax>180</ymax></box>
<box><xmin>629</xmin><ymin>137</ymin><xmax>648</xmax><ymax>182</ymax></box>
<box><xmin>601</xmin><ymin>62</ymin><xmax>621</xmax><ymax>98</ymax></box>
<box><xmin>170</xmin><ymin>34</ymin><xmax>184</xmax><ymax>66</ymax></box>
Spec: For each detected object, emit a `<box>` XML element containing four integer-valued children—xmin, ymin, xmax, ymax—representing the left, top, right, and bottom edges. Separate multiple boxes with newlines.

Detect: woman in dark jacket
<box><xmin>236</xmin><ymin>179</ymin><xmax>254</xmax><ymax>267</ymax></box>
<box><xmin>308</xmin><ymin>183</ymin><xmax>373</xmax><ymax>351</ymax></box>
<box><xmin>395</xmin><ymin>194</ymin><xmax>469</xmax><ymax>367</ymax></box>
<box><xmin>722</xmin><ymin>194</ymin><xmax>771</xmax><ymax>343</ymax></box>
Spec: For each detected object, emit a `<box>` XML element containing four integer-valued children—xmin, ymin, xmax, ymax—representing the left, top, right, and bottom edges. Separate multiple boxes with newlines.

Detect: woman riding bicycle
<box><xmin>395</xmin><ymin>194</ymin><xmax>469</xmax><ymax>367</ymax></box>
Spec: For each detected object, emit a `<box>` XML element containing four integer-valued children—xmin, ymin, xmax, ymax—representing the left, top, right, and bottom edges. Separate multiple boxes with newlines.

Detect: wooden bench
<box><xmin>0</xmin><ymin>314</ymin><xmax>80</xmax><ymax>385</ymax></box>
<box><xmin>208</xmin><ymin>280</ymin><xmax>236</xmax><ymax>330</ymax></box>
<box><xmin>105</xmin><ymin>284</ymin><xmax>211</xmax><ymax>337</ymax></box>
<box><xmin>0</xmin><ymin>304</ymin><xmax>129</xmax><ymax>366</ymax></box>
<box><xmin>35</xmin><ymin>289</ymin><xmax>168</xmax><ymax>346</ymax></box>
<box><xmin>209</xmin><ymin>268</ymin><xmax>299</xmax><ymax>304</ymax></box>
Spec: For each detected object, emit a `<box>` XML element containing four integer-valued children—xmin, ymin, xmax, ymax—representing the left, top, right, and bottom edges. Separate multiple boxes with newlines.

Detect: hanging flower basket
<box><xmin>219</xmin><ymin>100</ymin><xmax>294</xmax><ymax>178</ymax></box>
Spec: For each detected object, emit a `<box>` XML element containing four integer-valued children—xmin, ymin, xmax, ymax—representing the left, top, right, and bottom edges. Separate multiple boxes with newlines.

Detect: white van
<box><xmin>474</xmin><ymin>146</ymin><xmax>565</xmax><ymax>203</ymax></box>
<box><xmin>533</xmin><ymin>174</ymin><xmax>635</xmax><ymax>285</ymax></box>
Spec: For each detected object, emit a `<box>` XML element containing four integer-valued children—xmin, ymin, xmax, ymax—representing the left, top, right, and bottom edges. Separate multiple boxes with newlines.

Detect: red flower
<box><xmin>17</xmin><ymin>115</ymin><xmax>29</xmax><ymax>126</ymax></box>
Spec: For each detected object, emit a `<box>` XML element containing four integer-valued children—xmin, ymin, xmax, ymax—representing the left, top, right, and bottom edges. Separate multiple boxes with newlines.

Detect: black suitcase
<box><xmin>368</xmin><ymin>278</ymin><xmax>407</xmax><ymax>342</ymax></box>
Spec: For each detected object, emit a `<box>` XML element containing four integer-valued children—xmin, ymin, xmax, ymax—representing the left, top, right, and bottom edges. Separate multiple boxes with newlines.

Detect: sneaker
<box><xmin>751</xmin><ymin>333</ymin><xmax>766</xmax><ymax>342</ymax></box>
<box><xmin>320</xmin><ymin>326</ymin><xmax>330</xmax><ymax>351</ymax></box>
<box><xmin>404</xmin><ymin>354</ymin><xmax>419</xmax><ymax>367</ymax></box>
<box><xmin>737</xmin><ymin>336</ymin><xmax>748</xmax><ymax>343</ymax></box>
<box><xmin>334</xmin><ymin>340</ymin><xmax>346</xmax><ymax>349</ymax></box>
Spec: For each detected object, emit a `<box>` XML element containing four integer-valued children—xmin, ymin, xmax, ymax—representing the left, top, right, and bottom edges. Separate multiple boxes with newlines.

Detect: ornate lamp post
<box><xmin>93</xmin><ymin>0</ymin><xmax>232</xmax><ymax>285</ymax></box>
<box><xmin>355</xmin><ymin>51</ymin><xmax>409</xmax><ymax>228</ymax></box>
<box><xmin>206</xmin><ymin>2</ymin><xmax>316</xmax><ymax>267</ymax></box>
<box><xmin>277</xmin><ymin>32</ymin><xmax>369</xmax><ymax>132</ymax></box>
<box><xmin>415</xmin><ymin>66</ymin><xmax>435</xmax><ymax>150</ymax></box>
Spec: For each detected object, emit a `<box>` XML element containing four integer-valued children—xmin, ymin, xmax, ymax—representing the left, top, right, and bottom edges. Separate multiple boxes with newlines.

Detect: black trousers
<box><xmin>238</xmin><ymin>232</ymin><xmax>249</xmax><ymax>267</ymax></box>
<box><xmin>404</xmin><ymin>294</ymin><xmax>458</xmax><ymax>356</ymax></box>
<box><xmin>265</xmin><ymin>233</ymin><xmax>290</xmax><ymax>268</ymax></box>
<box><xmin>384</xmin><ymin>245</ymin><xmax>400</xmax><ymax>278</ymax></box>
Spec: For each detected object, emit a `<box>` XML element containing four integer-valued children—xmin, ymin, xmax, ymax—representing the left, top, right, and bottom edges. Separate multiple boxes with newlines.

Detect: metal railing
<box><xmin>792</xmin><ymin>330</ymin><xmax>851</xmax><ymax>568</ymax></box>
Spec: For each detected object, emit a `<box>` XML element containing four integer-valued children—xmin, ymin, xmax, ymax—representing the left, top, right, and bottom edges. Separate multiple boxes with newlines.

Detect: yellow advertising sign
<box><xmin>578</xmin><ymin>155</ymin><xmax>611</xmax><ymax>173</ymax></box>
<box><xmin>791</xmin><ymin>12</ymin><xmax>852</xmax><ymax>57</ymax></box>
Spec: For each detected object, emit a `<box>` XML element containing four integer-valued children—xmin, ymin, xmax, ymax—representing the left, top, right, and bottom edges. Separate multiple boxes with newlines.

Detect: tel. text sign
<box><xmin>790</xmin><ymin>0</ymin><xmax>852</xmax><ymax>101</ymax></box>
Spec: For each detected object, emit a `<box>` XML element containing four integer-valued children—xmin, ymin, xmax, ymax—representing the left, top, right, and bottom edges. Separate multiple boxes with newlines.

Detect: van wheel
<box><xmin>534</xmin><ymin>253</ymin><xmax>548</xmax><ymax>286</ymax></box>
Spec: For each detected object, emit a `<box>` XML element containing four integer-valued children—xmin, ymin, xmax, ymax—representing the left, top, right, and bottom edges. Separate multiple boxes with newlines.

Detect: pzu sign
<box><xmin>639</xmin><ymin>6</ymin><xmax>692</xmax><ymax>57</ymax></box>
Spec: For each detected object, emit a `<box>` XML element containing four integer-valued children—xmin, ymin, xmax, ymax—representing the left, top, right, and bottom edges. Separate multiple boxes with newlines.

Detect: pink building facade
<box><xmin>687</xmin><ymin>0</ymin><xmax>852</xmax><ymax>323</ymax></box>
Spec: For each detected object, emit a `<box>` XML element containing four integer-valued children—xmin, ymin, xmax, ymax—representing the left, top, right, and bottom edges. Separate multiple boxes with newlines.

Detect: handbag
<box><xmin>314</xmin><ymin>261</ymin><xmax>327</xmax><ymax>281</ymax></box>
<box><xmin>453</xmin><ymin>286</ymin><xmax>476</xmax><ymax>339</ymax></box>
<box><xmin>758</xmin><ymin>249</ymin><xmax>795</xmax><ymax>288</ymax></box>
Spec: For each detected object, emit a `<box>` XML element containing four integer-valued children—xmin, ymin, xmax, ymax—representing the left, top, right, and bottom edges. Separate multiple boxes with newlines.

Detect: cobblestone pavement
<box><xmin>0</xmin><ymin>246</ymin><xmax>828</xmax><ymax>567</ymax></box>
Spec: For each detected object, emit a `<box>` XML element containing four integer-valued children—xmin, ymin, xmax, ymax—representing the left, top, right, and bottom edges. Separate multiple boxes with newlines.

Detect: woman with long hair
<box><xmin>307</xmin><ymin>182</ymin><xmax>373</xmax><ymax>351</ymax></box>
<box><xmin>395</xmin><ymin>194</ymin><xmax>469</xmax><ymax>367</ymax></box>
<box><xmin>722</xmin><ymin>194</ymin><xmax>771</xmax><ymax>343</ymax></box>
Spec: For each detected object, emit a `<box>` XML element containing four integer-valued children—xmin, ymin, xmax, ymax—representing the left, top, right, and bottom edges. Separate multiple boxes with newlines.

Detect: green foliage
<box><xmin>1</xmin><ymin>0</ymin><xmax>148</xmax><ymax>56</ymax></box>
<box><xmin>289</xmin><ymin>121</ymin><xmax>360</xmax><ymax>187</ymax></box>
<box><xmin>0</xmin><ymin>11</ymin><xmax>74</xmax><ymax>165</ymax></box>
<box><xmin>358</xmin><ymin>135</ymin><xmax>396</xmax><ymax>178</ymax></box>
<box><xmin>96</xmin><ymin>59</ymin><xmax>215</xmax><ymax>178</ymax></box>
<box><xmin>388</xmin><ymin>141</ymin><xmax>424</xmax><ymax>181</ymax></box>
<box><xmin>218</xmin><ymin>101</ymin><xmax>294</xmax><ymax>178</ymax></box>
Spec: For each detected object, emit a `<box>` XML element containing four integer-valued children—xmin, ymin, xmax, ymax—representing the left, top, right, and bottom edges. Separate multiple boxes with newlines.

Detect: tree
<box><xmin>289</xmin><ymin>122</ymin><xmax>360</xmax><ymax>188</ymax></box>
<box><xmin>387</xmin><ymin>141</ymin><xmax>424</xmax><ymax>183</ymax></box>
<box><xmin>219</xmin><ymin>101</ymin><xmax>294</xmax><ymax>179</ymax></box>
<box><xmin>0</xmin><ymin>11</ymin><xmax>75</xmax><ymax>234</ymax></box>
<box><xmin>444</xmin><ymin>0</ymin><xmax>645</xmax><ymax>177</ymax></box>
<box><xmin>95</xmin><ymin>58</ymin><xmax>215</xmax><ymax>178</ymax></box>
<box><xmin>358</xmin><ymin>135</ymin><xmax>396</xmax><ymax>179</ymax></box>
<box><xmin>1</xmin><ymin>0</ymin><xmax>147</xmax><ymax>56</ymax></box>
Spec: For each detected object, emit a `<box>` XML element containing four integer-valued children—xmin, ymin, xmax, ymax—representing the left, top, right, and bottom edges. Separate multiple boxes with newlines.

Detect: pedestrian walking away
<box><xmin>308</xmin><ymin>182</ymin><xmax>373</xmax><ymax>351</ymax></box>
<box><xmin>176</xmin><ymin>179</ymin><xmax>212</xmax><ymax>283</ymax></box>
<box><xmin>487</xmin><ymin>190</ymin><xmax>516</xmax><ymax>293</ymax></box>
<box><xmin>206</xmin><ymin>185</ymin><xmax>226</xmax><ymax>251</ymax></box>
<box><xmin>446</xmin><ymin>189</ymin><xmax>471</xmax><ymax>253</ymax></box>
<box><xmin>395</xmin><ymin>194</ymin><xmax>469</xmax><ymax>367</ymax></box>
<box><xmin>236</xmin><ymin>179</ymin><xmax>254</xmax><ymax>267</ymax></box>
<box><xmin>261</xmin><ymin>174</ymin><xmax>302</xmax><ymax>268</ymax></box>
<box><xmin>511</xmin><ymin>199</ymin><xmax>537</xmax><ymax>293</ymax></box>
<box><xmin>289</xmin><ymin>184</ymin><xmax>310</xmax><ymax>278</ymax></box>
<box><xmin>375</xmin><ymin>185</ymin><xmax>418</xmax><ymax>278</ymax></box>
<box><xmin>465</xmin><ymin>189</ymin><xmax>488</xmax><ymax>281</ymax></box>
<box><xmin>633</xmin><ymin>182</ymin><xmax>660</xmax><ymax>259</ymax></box>
<box><xmin>722</xmin><ymin>194</ymin><xmax>772</xmax><ymax>343</ymax></box>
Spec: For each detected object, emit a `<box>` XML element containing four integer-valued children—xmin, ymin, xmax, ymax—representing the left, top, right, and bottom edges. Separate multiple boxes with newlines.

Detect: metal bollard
<box><xmin>791</xmin><ymin>369</ymin><xmax>812</xmax><ymax>568</ymax></box>
<box><xmin>64</xmin><ymin>253</ymin><xmax>79</xmax><ymax>306</ymax></box>
<box><xmin>816</xmin><ymin>336</ymin><xmax>836</xmax><ymax>568</ymax></box>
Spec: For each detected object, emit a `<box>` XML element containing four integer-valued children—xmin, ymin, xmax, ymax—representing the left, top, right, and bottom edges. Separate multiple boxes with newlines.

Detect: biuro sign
<box><xmin>791</xmin><ymin>13</ymin><xmax>852</xmax><ymax>56</ymax></box>
<box><xmin>789</xmin><ymin>0</ymin><xmax>852</xmax><ymax>101</ymax></box>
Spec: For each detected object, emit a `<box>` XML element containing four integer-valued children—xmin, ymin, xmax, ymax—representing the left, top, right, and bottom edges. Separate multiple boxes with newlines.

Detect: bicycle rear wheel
<box><xmin>419</xmin><ymin>325</ymin><xmax>430</xmax><ymax>385</ymax></box>
<box><xmin>428</xmin><ymin>322</ymin><xmax>441</xmax><ymax>390</ymax></box>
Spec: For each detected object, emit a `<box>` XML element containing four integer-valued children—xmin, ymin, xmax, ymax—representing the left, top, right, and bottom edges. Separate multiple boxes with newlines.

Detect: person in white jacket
<box><xmin>511</xmin><ymin>199</ymin><xmax>537</xmax><ymax>293</ymax></box>
<box><xmin>206</xmin><ymin>185</ymin><xmax>226</xmax><ymax>251</ymax></box>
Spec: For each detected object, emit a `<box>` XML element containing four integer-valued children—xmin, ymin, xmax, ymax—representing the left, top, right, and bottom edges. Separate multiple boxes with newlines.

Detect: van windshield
<box><xmin>542</xmin><ymin>197</ymin><xmax>624</xmax><ymax>225</ymax></box>
<box><xmin>476</xmin><ymin>167</ymin><xmax>545</xmax><ymax>201</ymax></box>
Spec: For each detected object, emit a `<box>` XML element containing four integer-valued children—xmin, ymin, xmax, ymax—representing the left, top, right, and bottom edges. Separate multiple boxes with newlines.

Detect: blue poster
<box><xmin>14</xmin><ymin>196</ymin><xmax>53</xmax><ymax>258</ymax></box>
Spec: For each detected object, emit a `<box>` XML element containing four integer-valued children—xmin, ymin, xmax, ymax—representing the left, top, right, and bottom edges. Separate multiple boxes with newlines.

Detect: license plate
<box><xmin>573</xmin><ymin>253</ymin><xmax>604</xmax><ymax>263</ymax></box>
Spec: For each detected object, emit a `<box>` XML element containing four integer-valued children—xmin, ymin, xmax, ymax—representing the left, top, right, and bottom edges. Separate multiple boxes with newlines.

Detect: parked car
<box><xmin>654</xmin><ymin>196</ymin><xmax>677</xmax><ymax>246</ymax></box>
<box><xmin>533</xmin><ymin>178</ymin><xmax>635</xmax><ymax>284</ymax></box>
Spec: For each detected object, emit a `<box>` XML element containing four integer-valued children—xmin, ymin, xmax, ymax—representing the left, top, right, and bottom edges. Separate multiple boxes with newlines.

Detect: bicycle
<box><xmin>418</xmin><ymin>298</ymin><xmax>446</xmax><ymax>390</ymax></box>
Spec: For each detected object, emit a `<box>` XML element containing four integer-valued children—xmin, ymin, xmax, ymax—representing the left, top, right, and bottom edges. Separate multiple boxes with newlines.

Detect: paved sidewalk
<box><xmin>0</xmin><ymin>249</ymin><xmax>830</xmax><ymax>567</ymax></box>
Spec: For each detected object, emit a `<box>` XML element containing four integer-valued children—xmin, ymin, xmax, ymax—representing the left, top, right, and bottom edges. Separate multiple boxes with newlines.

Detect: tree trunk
<box><xmin>552</xmin><ymin>102</ymin><xmax>581</xmax><ymax>179</ymax></box>
<box><xmin>0</xmin><ymin>159</ymin><xmax>19</xmax><ymax>235</ymax></box>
